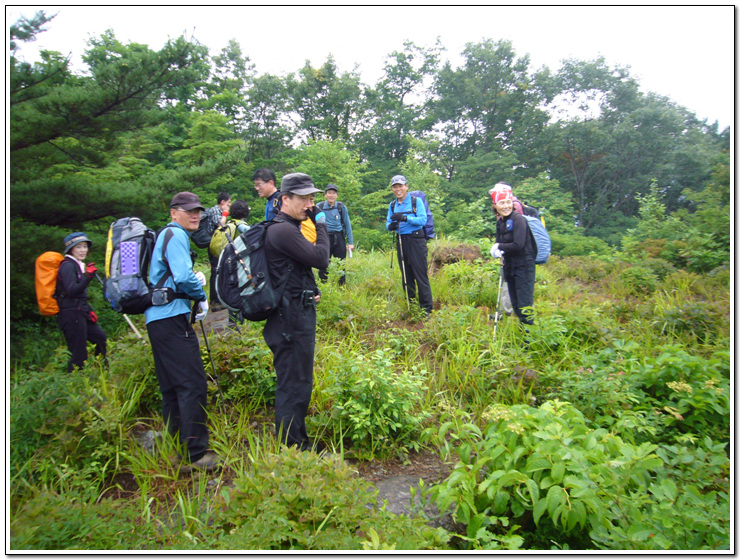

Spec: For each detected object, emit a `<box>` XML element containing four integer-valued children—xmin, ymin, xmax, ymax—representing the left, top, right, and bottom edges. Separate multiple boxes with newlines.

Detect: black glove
<box><xmin>390</xmin><ymin>213</ymin><xmax>407</xmax><ymax>222</ymax></box>
<box><xmin>305</xmin><ymin>205</ymin><xmax>326</xmax><ymax>225</ymax></box>
<box><xmin>388</xmin><ymin>221</ymin><xmax>399</xmax><ymax>231</ymax></box>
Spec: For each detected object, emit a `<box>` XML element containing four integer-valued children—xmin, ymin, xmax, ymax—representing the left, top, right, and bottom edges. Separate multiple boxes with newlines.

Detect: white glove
<box><xmin>490</xmin><ymin>243</ymin><xmax>504</xmax><ymax>259</ymax></box>
<box><xmin>194</xmin><ymin>271</ymin><xmax>206</xmax><ymax>286</ymax></box>
<box><xmin>194</xmin><ymin>300</ymin><xmax>209</xmax><ymax>322</ymax></box>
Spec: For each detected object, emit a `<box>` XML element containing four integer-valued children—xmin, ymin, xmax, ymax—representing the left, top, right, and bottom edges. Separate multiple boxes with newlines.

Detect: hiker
<box><xmin>56</xmin><ymin>232</ymin><xmax>107</xmax><ymax>372</ymax></box>
<box><xmin>144</xmin><ymin>192</ymin><xmax>220</xmax><ymax>472</ymax></box>
<box><xmin>253</xmin><ymin>168</ymin><xmax>281</xmax><ymax>221</ymax></box>
<box><xmin>491</xmin><ymin>188</ymin><xmax>536</xmax><ymax>332</ymax></box>
<box><xmin>489</xmin><ymin>182</ymin><xmax>524</xmax><ymax>216</ymax></box>
<box><xmin>385</xmin><ymin>175</ymin><xmax>433</xmax><ymax>316</ymax></box>
<box><xmin>205</xmin><ymin>192</ymin><xmax>231</xmax><ymax>310</ymax></box>
<box><xmin>254</xmin><ymin>167</ymin><xmax>317</xmax><ymax>243</ymax></box>
<box><xmin>317</xmin><ymin>184</ymin><xmax>354</xmax><ymax>285</ymax></box>
<box><xmin>221</xmin><ymin>199</ymin><xmax>251</xmax><ymax>328</ymax></box>
<box><xmin>263</xmin><ymin>173</ymin><xmax>329</xmax><ymax>451</ymax></box>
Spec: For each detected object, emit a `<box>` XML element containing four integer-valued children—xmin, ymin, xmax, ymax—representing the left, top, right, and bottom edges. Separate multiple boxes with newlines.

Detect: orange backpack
<box><xmin>35</xmin><ymin>251</ymin><xmax>65</xmax><ymax>316</ymax></box>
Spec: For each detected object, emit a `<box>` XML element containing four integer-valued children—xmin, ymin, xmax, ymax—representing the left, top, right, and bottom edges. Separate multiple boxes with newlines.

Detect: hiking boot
<box><xmin>186</xmin><ymin>452</ymin><xmax>222</xmax><ymax>472</ymax></box>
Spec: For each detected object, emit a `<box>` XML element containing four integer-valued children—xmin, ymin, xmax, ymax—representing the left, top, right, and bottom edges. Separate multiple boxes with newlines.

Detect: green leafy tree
<box><xmin>514</xmin><ymin>173</ymin><xmax>577</xmax><ymax>235</ymax></box>
<box><xmin>356</xmin><ymin>40</ymin><xmax>442</xmax><ymax>167</ymax></box>
<box><xmin>428</xmin><ymin>39</ymin><xmax>547</xmax><ymax>182</ymax></box>
<box><xmin>286</xmin><ymin>56</ymin><xmax>363</xmax><ymax>143</ymax></box>
<box><xmin>10</xmin><ymin>14</ymin><xmax>210</xmax><ymax>322</ymax></box>
<box><xmin>243</xmin><ymin>73</ymin><xmax>294</xmax><ymax>164</ymax></box>
<box><xmin>537</xmin><ymin>58</ymin><xmax>718</xmax><ymax>240</ymax></box>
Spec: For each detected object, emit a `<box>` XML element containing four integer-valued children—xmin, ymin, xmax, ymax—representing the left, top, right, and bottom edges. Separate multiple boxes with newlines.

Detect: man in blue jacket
<box><xmin>145</xmin><ymin>191</ymin><xmax>220</xmax><ymax>472</ymax></box>
<box><xmin>317</xmin><ymin>184</ymin><xmax>354</xmax><ymax>285</ymax></box>
<box><xmin>386</xmin><ymin>175</ymin><xmax>433</xmax><ymax>316</ymax></box>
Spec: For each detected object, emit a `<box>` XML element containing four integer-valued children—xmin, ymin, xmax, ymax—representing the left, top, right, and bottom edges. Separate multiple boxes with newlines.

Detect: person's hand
<box><xmin>490</xmin><ymin>243</ymin><xmax>504</xmax><ymax>259</ymax></box>
<box><xmin>88</xmin><ymin>310</ymin><xmax>98</xmax><ymax>323</ymax></box>
<box><xmin>390</xmin><ymin>213</ymin><xmax>407</xmax><ymax>222</ymax></box>
<box><xmin>388</xmin><ymin>221</ymin><xmax>399</xmax><ymax>231</ymax></box>
<box><xmin>86</xmin><ymin>262</ymin><xmax>98</xmax><ymax>277</ymax></box>
<box><xmin>194</xmin><ymin>271</ymin><xmax>206</xmax><ymax>286</ymax></box>
<box><xmin>347</xmin><ymin>244</ymin><xmax>354</xmax><ymax>252</ymax></box>
<box><xmin>195</xmin><ymin>300</ymin><xmax>209</xmax><ymax>322</ymax></box>
<box><xmin>305</xmin><ymin>206</ymin><xmax>326</xmax><ymax>225</ymax></box>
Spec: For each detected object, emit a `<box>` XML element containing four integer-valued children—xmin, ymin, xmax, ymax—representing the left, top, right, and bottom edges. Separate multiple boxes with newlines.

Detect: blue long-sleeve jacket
<box><xmin>144</xmin><ymin>223</ymin><xmax>207</xmax><ymax>324</ymax></box>
<box><xmin>386</xmin><ymin>195</ymin><xmax>427</xmax><ymax>235</ymax></box>
<box><xmin>317</xmin><ymin>201</ymin><xmax>354</xmax><ymax>245</ymax></box>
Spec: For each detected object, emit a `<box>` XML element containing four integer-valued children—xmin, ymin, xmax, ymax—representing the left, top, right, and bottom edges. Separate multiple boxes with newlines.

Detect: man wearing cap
<box><xmin>254</xmin><ymin>167</ymin><xmax>317</xmax><ymax>243</ymax></box>
<box><xmin>316</xmin><ymin>184</ymin><xmax>354</xmax><ymax>285</ymax></box>
<box><xmin>144</xmin><ymin>192</ymin><xmax>220</xmax><ymax>472</ymax></box>
<box><xmin>56</xmin><ymin>232</ymin><xmax>107</xmax><ymax>372</ymax></box>
<box><xmin>386</xmin><ymin>175</ymin><xmax>434</xmax><ymax>316</ymax></box>
<box><xmin>263</xmin><ymin>173</ymin><xmax>330</xmax><ymax>451</ymax></box>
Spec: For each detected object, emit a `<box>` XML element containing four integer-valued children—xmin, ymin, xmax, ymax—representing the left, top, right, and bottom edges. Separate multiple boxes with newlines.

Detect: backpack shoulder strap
<box><xmin>153</xmin><ymin>227</ymin><xmax>175</xmax><ymax>289</ymax></box>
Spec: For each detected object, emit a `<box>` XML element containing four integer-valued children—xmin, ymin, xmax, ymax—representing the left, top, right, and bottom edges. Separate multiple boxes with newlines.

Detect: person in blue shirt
<box><xmin>145</xmin><ymin>191</ymin><xmax>220</xmax><ymax>472</ymax></box>
<box><xmin>253</xmin><ymin>168</ymin><xmax>281</xmax><ymax>221</ymax></box>
<box><xmin>385</xmin><ymin>175</ymin><xmax>433</xmax><ymax>316</ymax></box>
<box><xmin>317</xmin><ymin>184</ymin><xmax>354</xmax><ymax>285</ymax></box>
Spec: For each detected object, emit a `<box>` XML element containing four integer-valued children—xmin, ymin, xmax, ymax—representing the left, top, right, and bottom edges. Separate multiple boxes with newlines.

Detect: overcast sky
<box><xmin>7</xmin><ymin>4</ymin><xmax>735</xmax><ymax>130</ymax></box>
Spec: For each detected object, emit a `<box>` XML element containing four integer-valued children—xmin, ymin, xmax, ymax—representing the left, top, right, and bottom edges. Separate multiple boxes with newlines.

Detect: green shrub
<box><xmin>652</xmin><ymin>301</ymin><xmax>723</xmax><ymax>340</ymax></box>
<box><xmin>10</xmin><ymin>491</ymin><xmax>155</xmax><ymax>550</ymax></box>
<box><xmin>550</xmin><ymin>232</ymin><xmax>614</xmax><ymax>258</ymax></box>
<box><xmin>429</xmin><ymin>400</ymin><xmax>730</xmax><ymax>550</ymax></box>
<box><xmin>550</xmin><ymin>256</ymin><xmax>611</xmax><ymax>283</ymax></box>
<box><xmin>638</xmin><ymin>257</ymin><xmax>677</xmax><ymax>281</ymax></box>
<box><xmin>619</xmin><ymin>266</ymin><xmax>658</xmax><ymax>295</ymax></box>
<box><xmin>629</xmin><ymin>346</ymin><xmax>730</xmax><ymax>443</ymax></box>
<box><xmin>208</xmin><ymin>332</ymin><xmax>276</xmax><ymax>407</ymax></box>
<box><xmin>318</xmin><ymin>348</ymin><xmax>430</xmax><ymax>459</ymax></box>
<box><xmin>209</xmin><ymin>447</ymin><xmax>450</xmax><ymax>550</ymax></box>
<box><xmin>430</xmin><ymin>401</ymin><xmax>671</xmax><ymax>549</ymax></box>
<box><xmin>551</xmin><ymin>345</ymin><xmax>642</xmax><ymax>426</ymax></box>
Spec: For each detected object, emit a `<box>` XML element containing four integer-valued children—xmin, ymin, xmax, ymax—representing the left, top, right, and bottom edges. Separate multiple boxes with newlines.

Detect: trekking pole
<box><xmin>396</xmin><ymin>232</ymin><xmax>411</xmax><ymax>310</ymax></box>
<box><xmin>192</xmin><ymin>304</ymin><xmax>225</xmax><ymax>405</ymax></box>
<box><xmin>94</xmin><ymin>273</ymin><xmax>144</xmax><ymax>340</ymax></box>
<box><xmin>390</xmin><ymin>232</ymin><xmax>395</xmax><ymax>270</ymax></box>
<box><xmin>492</xmin><ymin>266</ymin><xmax>504</xmax><ymax>342</ymax></box>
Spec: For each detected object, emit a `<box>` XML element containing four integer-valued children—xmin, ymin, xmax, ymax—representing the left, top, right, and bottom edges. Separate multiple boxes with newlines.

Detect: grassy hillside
<box><xmin>9</xmin><ymin>241</ymin><xmax>731</xmax><ymax>550</ymax></box>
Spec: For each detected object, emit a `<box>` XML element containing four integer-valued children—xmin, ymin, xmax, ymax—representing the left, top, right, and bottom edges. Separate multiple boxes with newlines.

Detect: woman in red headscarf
<box><xmin>490</xmin><ymin>188</ymin><xmax>537</xmax><ymax>333</ymax></box>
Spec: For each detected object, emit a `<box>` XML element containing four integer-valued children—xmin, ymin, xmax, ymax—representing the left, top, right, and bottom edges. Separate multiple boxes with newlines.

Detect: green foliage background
<box><xmin>8</xmin><ymin>11</ymin><xmax>732</xmax><ymax>552</ymax></box>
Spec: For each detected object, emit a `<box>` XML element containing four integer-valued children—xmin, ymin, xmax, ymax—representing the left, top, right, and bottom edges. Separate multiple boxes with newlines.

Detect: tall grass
<box><xmin>9</xmin><ymin>246</ymin><xmax>731</xmax><ymax>550</ymax></box>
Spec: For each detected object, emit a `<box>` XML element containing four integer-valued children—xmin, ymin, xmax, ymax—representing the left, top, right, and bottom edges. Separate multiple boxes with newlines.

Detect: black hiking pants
<box><xmin>397</xmin><ymin>230</ymin><xmax>433</xmax><ymax>314</ymax></box>
<box><xmin>57</xmin><ymin>308</ymin><xmax>107</xmax><ymax>372</ymax></box>
<box><xmin>318</xmin><ymin>231</ymin><xmax>347</xmax><ymax>285</ymax></box>
<box><xmin>263</xmin><ymin>295</ymin><xmax>316</xmax><ymax>450</ymax></box>
<box><xmin>146</xmin><ymin>314</ymin><xmax>209</xmax><ymax>462</ymax></box>
<box><xmin>504</xmin><ymin>260</ymin><xmax>536</xmax><ymax>326</ymax></box>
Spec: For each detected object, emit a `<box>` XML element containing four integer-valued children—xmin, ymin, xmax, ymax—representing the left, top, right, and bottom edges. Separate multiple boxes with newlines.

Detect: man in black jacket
<box><xmin>263</xmin><ymin>173</ymin><xmax>330</xmax><ymax>451</ymax></box>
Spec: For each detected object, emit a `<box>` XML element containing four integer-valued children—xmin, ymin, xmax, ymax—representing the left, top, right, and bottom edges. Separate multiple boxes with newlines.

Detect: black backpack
<box><xmin>190</xmin><ymin>209</ymin><xmax>217</xmax><ymax>249</ymax></box>
<box><xmin>104</xmin><ymin>218</ymin><xmax>191</xmax><ymax>315</ymax></box>
<box><xmin>214</xmin><ymin>217</ymin><xmax>293</xmax><ymax>322</ymax></box>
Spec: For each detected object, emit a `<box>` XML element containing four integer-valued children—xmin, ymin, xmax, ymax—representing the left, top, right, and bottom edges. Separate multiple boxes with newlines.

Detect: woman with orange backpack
<box><xmin>56</xmin><ymin>232</ymin><xmax>107</xmax><ymax>372</ymax></box>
